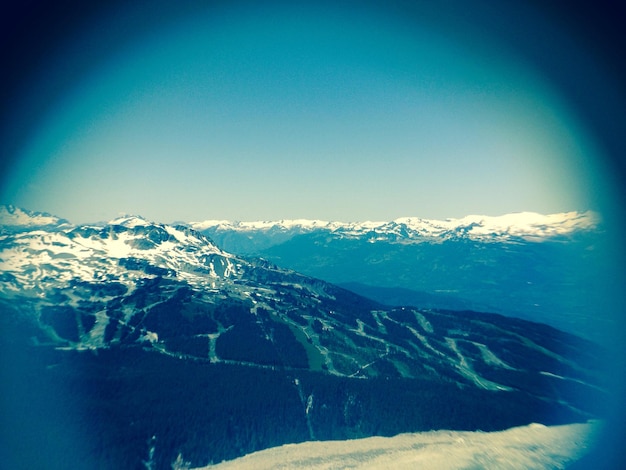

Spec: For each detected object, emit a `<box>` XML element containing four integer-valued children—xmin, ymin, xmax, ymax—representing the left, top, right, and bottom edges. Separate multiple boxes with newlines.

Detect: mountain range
<box><xmin>190</xmin><ymin>211</ymin><xmax>601</xmax><ymax>246</ymax></box>
<box><xmin>191</xmin><ymin>211</ymin><xmax>610</xmax><ymax>342</ymax></box>
<box><xmin>0</xmin><ymin>205</ymin><xmax>611</xmax><ymax>468</ymax></box>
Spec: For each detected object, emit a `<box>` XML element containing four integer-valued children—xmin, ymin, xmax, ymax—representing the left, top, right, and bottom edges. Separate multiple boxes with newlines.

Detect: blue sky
<box><xmin>0</xmin><ymin>1</ymin><xmax>618</xmax><ymax>224</ymax></box>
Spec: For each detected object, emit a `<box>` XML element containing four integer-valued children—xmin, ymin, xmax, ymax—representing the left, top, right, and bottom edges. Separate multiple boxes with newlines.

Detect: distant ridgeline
<box><xmin>0</xmin><ymin>206</ymin><xmax>610</xmax><ymax>469</ymax></box>
<box><xmin>192</xmin><ymin>211</ymin><xmax>610</xmax><ymax>342</ymax></box>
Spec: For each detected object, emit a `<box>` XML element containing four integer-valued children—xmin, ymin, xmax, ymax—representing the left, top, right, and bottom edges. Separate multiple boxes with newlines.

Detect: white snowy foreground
<box><xmin>198</xmin><ymin>421</ymin><xmax>601</xmax><ymax>470</ymax></box>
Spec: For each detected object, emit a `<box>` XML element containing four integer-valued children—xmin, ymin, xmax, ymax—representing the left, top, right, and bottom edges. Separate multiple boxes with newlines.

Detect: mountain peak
<box><xmin>0</xmin><ymin>204</ymin><xmax>70</xmax><ymax>232</ymax></box>
<box><xmin>107</xmin><ymin>214</ymin><xmax>152</xmax><ymax>228</ymax></box>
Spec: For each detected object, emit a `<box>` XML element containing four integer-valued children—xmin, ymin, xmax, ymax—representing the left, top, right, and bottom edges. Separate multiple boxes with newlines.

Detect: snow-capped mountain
<box><xmin>191</xmin><ymin>211</ymin><xmax>600</xmax><ymax>248</ymax></box>
<box><xmin>0</xmin><ymin>204</ymin><xmax>71</xmax><ymax>233</ymax></box>
<box><xmin>1</xmin><ymin>213</ymin><xmax>240</xmax><ymax>299</ymax></box>
<box><xmin>0</xmin><ymin>206</ymin><xmax>610</xmax><ymax>469</ymax></box>
<box><xmin>0</xmin><ymin>206</ymin><xmax>604</xmax><ymax>381</ymax></box>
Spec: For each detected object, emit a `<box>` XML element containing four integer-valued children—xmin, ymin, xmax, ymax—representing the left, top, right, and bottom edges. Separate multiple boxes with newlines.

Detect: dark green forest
<box><xmin>1</xmin><ymin>338</ymin><xmax>594</xmax><ymax>470</ymax></box>
<box><xmin>0</xmin><ymin>279</ymin><xmax>610</xmax><ymax>470</ymax></box>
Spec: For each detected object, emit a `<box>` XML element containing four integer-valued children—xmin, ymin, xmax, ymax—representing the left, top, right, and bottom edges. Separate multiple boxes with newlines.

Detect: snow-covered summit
<box><xmin>392</xmin><ymin>211</ymin><xmax>601</xmax><ymax>241</ymax></box>
<box><xmin>107</xmin><ymin>214</ymin><xmax>152</xmax><ymax>228</ymax></box>
<box><xmin>0</xmin><ymin>212</ymin><xmax>239</xmax><ymax>298</ymax></box>
<box><xmin>0</xmin><ymin>204</ymin><xmax>70</xmax><ymax>232</ymax></box>
<box><xmin>191</xmin><ymin>211</ymin><xmax>601</xmax><ymax>243</ymax></box>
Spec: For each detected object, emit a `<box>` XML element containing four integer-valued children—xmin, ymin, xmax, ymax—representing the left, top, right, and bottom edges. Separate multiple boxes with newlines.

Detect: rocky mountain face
<box><xmin>192</xmin><ymin>211</ymin><xmax>610</xmax><ymax>341</ymax></box>
<box><xmin>0</xmin><ymin>207</ymin><xmax>609</xmax><ymax>469</ymax></box>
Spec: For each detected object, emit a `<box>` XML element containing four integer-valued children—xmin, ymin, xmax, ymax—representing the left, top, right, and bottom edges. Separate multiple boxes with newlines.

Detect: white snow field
<box><xmin>198</xmin><ymin>421</ymin><xmax>600</xmax><ymax>470</ymax></box>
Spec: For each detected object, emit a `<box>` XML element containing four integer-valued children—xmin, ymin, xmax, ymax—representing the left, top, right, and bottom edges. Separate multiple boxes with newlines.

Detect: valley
<box><xmin>194</xmin><ymin>212</ymin><xmax>611</xmax><ymax>342</ymax></box>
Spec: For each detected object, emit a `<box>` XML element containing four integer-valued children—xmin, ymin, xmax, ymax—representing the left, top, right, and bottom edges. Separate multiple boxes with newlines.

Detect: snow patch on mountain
<box><xmin>199</xmin><ymin>420</ymin><xmax>602</xmax><ymax>470</ymax></box>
